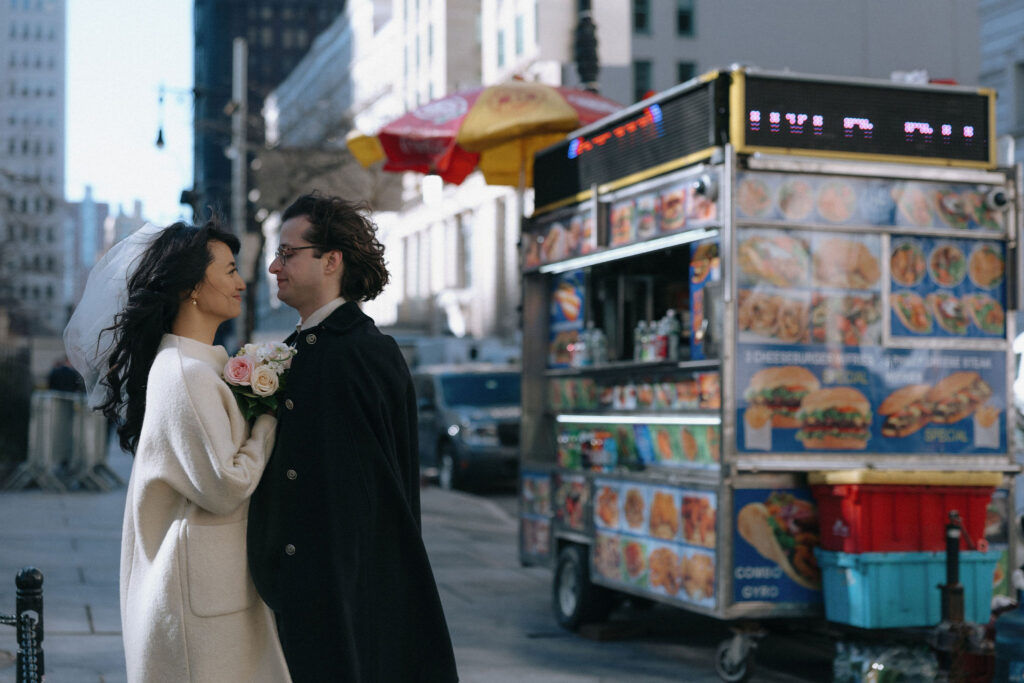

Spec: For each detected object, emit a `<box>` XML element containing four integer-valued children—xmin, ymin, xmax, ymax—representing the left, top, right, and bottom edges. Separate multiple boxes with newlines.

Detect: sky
<box><xmin>66</xmin><ymin>1</ymin><xmax>193</xmax><ymax>226</ymax></box>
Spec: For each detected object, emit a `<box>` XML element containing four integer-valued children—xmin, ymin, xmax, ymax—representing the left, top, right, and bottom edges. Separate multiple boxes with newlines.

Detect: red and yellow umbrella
<box><xmin>347</xmin><ymin>80</ymin><xmax>622</xmax><ymax>187</ymax></box>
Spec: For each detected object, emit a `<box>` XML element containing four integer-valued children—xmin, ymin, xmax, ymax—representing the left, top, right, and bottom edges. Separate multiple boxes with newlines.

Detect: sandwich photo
<box><xmin>928</xmin><ymin>243</ymin><xmax>967</xmax><ymax>288</ymax></box>
<box><xmin>890</xmin><ymin>241</ymin><xmax>926</xmax><ymax>287</ymax></box>
<box><xmin>811</xmin><ymin>237</ymin><xmax>880</xmax><ymax>289</ymax></box>
<box><xmin>778</xmin><ymin>178</ymin><xmax>814</xmax><ymax>221</ymax></box>
<box><xmin>964</xmin><ymin>293</ymin><xmax>1005</xmax><ymax>335</ymax></box>
<box><xmin>968</xmin><ymin>244</ymin><xmax>1004</xmax><ymax>289</ymax></box>
<box><xmin>659</xmin><ymin>185</ymin><xmax>687</xmax><ymax>231</ymax></box>
<box><xmin>795</xmin><ymin>387</ymin><xmax>871</xmax><ymax>450</ymax></box>
<box><xmin>879</xmin><ymin>384</ymin><xmax>932</xmax><ymax>438</ymax></box>
<box><xmin>925</xmin><ymin>371</ymin><xmax>992</xmax><ymax>425</ymax></box>
<box><xmin>927</xmin><ymin>292</ymin><xmax>968</xmax><ymax>336</ymax></box>
<box><xmin>541</xmin><ymin>222</ymin><xmax>569</xmax><ymax>263</ymax></box>
<box><xmin>738</xmin><ymin>491</ymin><xmax>821</xmax><ymax>591</ymax></box>
<box><xmin>744</xmin><ymin>366</ymin><xmax>820</xmax><ymax>428</ymax></box>
<box><xmin>610</xmin><ymin>201</ymin><xmax>635</xmax><ymax>246</ymax></box>
<box><xmin>737</xmin><ymin>232</ymin><xmax>811</xmax><ymax>288</ymax></box>
<box><xmin>816</xmin><ymin>180</ymin><xmax>857</xmax><ymax>223</ymax></box>
<box><xmin>552</xmin><ymin>282</ymin><xmax>581</xmax><ymax>322</ymax></box>
<box><xmin>891</xmin><ymin>291</ymin><xmax>932</xmax><ymax>335</ymax></box>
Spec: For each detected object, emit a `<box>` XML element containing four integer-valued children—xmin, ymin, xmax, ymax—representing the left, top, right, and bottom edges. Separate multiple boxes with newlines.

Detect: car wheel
<box><xmin>438</xmin><ymin>443</ymin><xmax>460</xmax><ymax>491</ymax></box>
<box><xmin>552</xmin><ymin>544</ymin><xmax>613</xmax><ymax>631</ymax></box>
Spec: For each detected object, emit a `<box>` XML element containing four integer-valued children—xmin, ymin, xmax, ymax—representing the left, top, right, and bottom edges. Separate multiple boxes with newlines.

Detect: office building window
<box><xmin>497</xmin><ymin>29</ymin><xmax>505</xmax><ymax>67</ymax></box>
<box><xmin>633</xmin><ymin>60</ymin><xmax>652</xmax><ymax>102</ymax></box>
<box><xmin>677</xmin><ymin>61</ymin><xmax>696</xmax><ymax>83</ymax></box>
<box><xmin>515</xmin><ymin>14</ymin><xmax>523</xmax><ymax>55</ymax></box>
<box><xmin>633</xmin><ymin>0</ymin><xmax>650</xmax><ymax>35</ymax></box>
<box><xmin>677</xmin><ymin>0</ymin><xmax>694</xmax><ymax>35</ymax></box>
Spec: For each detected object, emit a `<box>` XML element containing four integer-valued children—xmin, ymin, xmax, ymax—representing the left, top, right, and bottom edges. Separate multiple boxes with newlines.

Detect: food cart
<box><xmin>517</xmin><ymin>67</ymin><xmax>1019</xmax><ymax>680</ymax></box>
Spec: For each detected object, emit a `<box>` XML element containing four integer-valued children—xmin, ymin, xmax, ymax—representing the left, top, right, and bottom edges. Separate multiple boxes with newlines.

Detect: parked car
<box><xmin>412</xmin><ymin>364</ymin><xmax>521</xmax><ymax>490</ymax></box>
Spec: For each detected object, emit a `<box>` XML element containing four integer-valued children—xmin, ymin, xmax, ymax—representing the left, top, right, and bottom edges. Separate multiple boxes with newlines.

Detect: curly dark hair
<box><xmin>98</xmin><ymin>219</ymin><xmax>240</xmax><ymax>454</ymax></box>
<box><xmin>282</xmin><ymin>192</ymin><xmax>390</xmax><ymax>301</ymax></box>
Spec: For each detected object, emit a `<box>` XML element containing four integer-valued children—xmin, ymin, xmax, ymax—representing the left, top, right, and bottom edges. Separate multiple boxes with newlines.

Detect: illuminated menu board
<box><xmin>738</xmin><ymin>73</ymin><xmax>993</xmax><ymax>166</ymax></box>
<box><xmin>532</xmin><ymin>70</ymin><xmax>995</xmax><ymax>211</ymax></box>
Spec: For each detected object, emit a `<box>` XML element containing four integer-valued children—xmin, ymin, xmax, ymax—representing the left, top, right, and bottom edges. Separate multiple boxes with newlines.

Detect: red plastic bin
<box><xmin>812</xmin><ymin>483</ymin><xmax>994</xmax><ymax>553</ymax></box>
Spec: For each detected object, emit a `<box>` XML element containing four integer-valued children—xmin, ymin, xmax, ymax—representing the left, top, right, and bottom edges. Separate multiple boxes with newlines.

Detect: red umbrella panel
<box><xmin>373</xmin><ymin>82</ymin><xmax>622</xmax><ymax>186</ymax></box>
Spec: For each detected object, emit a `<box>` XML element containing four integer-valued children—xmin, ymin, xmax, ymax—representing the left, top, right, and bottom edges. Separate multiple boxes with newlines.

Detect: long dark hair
<box><xmin>98</xmin><ymin>219</ymin><xmax>240</xmax><ymax>454</ymax></box>
<box><xmin>282</xmin><ymin>192</ymin><xmax>390</xmax><ymax>301</ymax></box>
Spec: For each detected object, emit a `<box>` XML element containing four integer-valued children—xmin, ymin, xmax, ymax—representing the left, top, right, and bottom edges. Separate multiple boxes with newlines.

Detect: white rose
<box><xmin>269</xmin><ymin>342</ymin><xmax>294</xmax><ymax>362</ymax></box>
<box><xmin>250</xmin><ymin>364</ymin><xmax>280</xmax><ymax>397</ymax></box>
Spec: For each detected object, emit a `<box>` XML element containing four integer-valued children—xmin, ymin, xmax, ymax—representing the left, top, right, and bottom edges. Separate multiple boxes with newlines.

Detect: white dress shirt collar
<box><xmin>299</xmin><ymin>297</ymin><xmax>346</xmax><ymax>331</ymax></box>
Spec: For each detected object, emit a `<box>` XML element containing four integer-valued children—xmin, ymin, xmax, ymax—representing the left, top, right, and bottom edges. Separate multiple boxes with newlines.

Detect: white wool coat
<box><xmin>120</xmin><ymin>334</ymin><xmax>291</xmax><ymax>683</ymax></box>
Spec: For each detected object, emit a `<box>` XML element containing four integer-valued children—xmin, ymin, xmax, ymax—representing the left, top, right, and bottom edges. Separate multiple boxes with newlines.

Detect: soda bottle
<box><xmin>633</xmin><ymin>321</ymin><xmax>646</xmax><ymax>361</ymax></box>
<box><xmin>590</xmin><ymin>324</ymin><xmax>608</xmax><ymax>364</ymax></box>
<box><xmin>664</xmin><ymin>309</ymin><xmax>681</xmax><ymax>361</ymax></box>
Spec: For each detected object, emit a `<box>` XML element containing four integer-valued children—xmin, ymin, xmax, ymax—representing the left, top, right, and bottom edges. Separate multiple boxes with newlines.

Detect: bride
<box><xmin>65</xmin><ymin>219</ymin><xmax>290</xmax><ymax>682</ymax></box>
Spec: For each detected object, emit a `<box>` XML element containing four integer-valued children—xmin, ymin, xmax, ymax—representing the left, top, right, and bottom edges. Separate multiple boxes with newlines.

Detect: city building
<box><xmin>258</xmin><ymin>0</ymin><xmax>985</xmax><ymax>347</ymax></box>
<box><xmin>979</xmin><ymin>0</ymin><xmax>1024</xmax><ymax>166</ymax></box>
<box><xmin>489</xmin><ymin>0</ymin><xmax>980</xmax><ymax>108</ymax></box>
<box><xmin>191</xmin><ymin>0</ymin><xmax>345</xmax><ymax>222</ymax></box>
<box><xmin>256</xmin><ymin>0</ymin><xmax>486</xmax><ymax>341</ymax></box>
<box><xmin>107</xmin><ymin>200</ymin><xmax>147</xmax><ymax>248</ymax></box>
<box><xmin>0</xmin><ymin>0</ymin><xmax>67</xmax><ymax>335</ymax></box>
<box><xmin>62</xmin><ymin>185</ymin><xmax>108</xmax><ymax>311</ymax></box>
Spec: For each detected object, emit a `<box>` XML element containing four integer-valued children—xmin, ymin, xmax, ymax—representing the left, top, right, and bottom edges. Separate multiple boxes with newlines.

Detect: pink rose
<box><xmin>224</xmin><ymin>355</ymin><xmax>254</xmax><ymax>386</ymax></box>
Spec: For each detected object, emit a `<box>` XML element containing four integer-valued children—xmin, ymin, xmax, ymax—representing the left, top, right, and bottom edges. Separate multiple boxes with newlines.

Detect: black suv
<box><xmin>412</xmin><ymin>364</ymin><xmax>521</xmax><ymax>490</ymax></box>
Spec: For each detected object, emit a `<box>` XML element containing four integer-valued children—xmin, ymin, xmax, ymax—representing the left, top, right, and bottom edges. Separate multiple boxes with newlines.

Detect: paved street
<box><xmin>0</xmin><ymin>449</ymin><xmax>830</xmax><ymax>682</ymax></box>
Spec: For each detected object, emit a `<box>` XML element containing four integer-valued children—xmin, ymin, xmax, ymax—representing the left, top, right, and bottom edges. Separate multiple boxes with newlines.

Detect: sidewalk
<box><xmin>0</xmin><ymin>448</ymin><xmax>533</xmax><ymax>683</ymax></box>
<box><xmin>0</xmin><ymin>447</ymin><xmax>130</xmax><ymax>683</ymax></box>
<box><xmin>0</xmin><ymin>446</ymin><xmax>822</xmax><ymax>683</ymax></box>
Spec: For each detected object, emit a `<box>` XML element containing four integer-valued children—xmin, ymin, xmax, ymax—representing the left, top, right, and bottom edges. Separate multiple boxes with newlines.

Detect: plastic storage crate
<box><xmin>816</xmin><ymin>548</ymin><xmax>999</xmax><ymax>628</ymax></box>
<box><xmin>811</xmin><ymin>483</ymin><xmax>994</xmax><ymax>553</ymax></box>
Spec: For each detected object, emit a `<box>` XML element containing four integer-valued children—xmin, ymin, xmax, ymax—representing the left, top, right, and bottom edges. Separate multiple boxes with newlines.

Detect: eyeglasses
<box><xmin>274</xmin><ymin>245</ymin><xmax>320</xmax><ymax>265</ymax></box>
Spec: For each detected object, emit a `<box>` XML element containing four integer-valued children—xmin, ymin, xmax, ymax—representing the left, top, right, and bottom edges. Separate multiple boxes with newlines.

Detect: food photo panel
<box><xmin>734</xmin><ymin>172</ymin><xmax>1008</xmax><ymax>232</ymax></box>
<box><xmin>889</xmin><ymin>236</ymin><xmax>1005</xmax><ymax>339</ymax></box>
<box><xmin>734</xmin><ymin>347</ymin><xmax>1007</xmax><ymax>455</ymax></box>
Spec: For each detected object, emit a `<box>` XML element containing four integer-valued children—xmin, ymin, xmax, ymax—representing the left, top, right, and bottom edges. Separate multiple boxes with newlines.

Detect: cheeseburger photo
<box><xmin>795</xmin><ymin>387</ymin><xmax>871</xmax><ymax>450</ymax></box>
<box><xmin>925</xmin><ymin>371</ymin><xmax>992</xmax><ymax>424</ymax></box>
<box><xmin>878</xmin><ymin>384</ymin><xmax>931</xmax><ymax>438</ymax></box>
<box><xmin>744</xmin><ymin>366</ymin><xmax>820</xmax><ymax>428</ymax></box>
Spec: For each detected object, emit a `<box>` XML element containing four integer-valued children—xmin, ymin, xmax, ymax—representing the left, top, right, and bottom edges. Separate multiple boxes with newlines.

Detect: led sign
<box><xmin>567</xmin><ymin>105</ymin><xmax>664</xmax><ymax>159</ymax></box>
<box><xmin>739</xmin><ymin>73</ymin><xmax>993</xmax><ymax>165</ymax></box>
<box><xmin>533</xmin><ymin>79</ymin><xmax>719</xmax><ymax>209</ymax></box>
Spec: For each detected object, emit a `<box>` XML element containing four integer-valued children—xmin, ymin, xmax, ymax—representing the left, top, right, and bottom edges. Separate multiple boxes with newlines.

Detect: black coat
<box><xmin>248</xmin><ymin>302</ymin><xmax>458</xmax><ymax>682</ymax></box>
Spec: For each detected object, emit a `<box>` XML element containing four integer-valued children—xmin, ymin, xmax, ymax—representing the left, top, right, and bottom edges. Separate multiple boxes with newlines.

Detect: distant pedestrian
<box><xmin>247</xmin><ymin>192</ymin><xmax>458</xmax><ymax>682</ymax></box>
<box><xmin>64</xmin><ymin>219</ymin><xmax>290</xmax><ymax>682</ymax></box>
<box><xmin>46</xmin><ymin>357</ymin><xmax>84</xmax><ymax>393</ymax></box>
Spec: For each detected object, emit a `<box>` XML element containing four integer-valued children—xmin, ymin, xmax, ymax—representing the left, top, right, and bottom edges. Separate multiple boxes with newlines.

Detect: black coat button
<box><xmin>305</xmin><ymin>333</ymin><xmax>317</xmax><ymax>345</ymax></box>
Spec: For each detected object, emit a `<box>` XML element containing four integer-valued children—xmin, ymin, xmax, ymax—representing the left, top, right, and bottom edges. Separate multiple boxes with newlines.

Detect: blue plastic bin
<box><xmin>815</xmin><ymin>548</ymin><xmax>999</xmax><ymax>628</ymax></box>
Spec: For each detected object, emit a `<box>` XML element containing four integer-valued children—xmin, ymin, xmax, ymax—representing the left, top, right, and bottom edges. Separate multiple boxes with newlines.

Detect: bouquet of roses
<box><xmin>222</xmin><ymin>342</ymin><xmax>297</xmax><ymax>420</ymax></box>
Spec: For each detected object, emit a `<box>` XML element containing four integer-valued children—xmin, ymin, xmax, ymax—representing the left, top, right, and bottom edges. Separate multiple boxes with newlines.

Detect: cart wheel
<box><xmin>438</xmin><ymin>444</ymin><xmax>460</xmax><ymax>491</ymax></box>
<box><xmin>552</xmin><ymin>544</ymin><xmax>613</xmax><ymax>630</ymax></box>
<box><xmin>715</xmin><ymin>637</ymin><xmax>755</xmax><ymax>683</ymax></box>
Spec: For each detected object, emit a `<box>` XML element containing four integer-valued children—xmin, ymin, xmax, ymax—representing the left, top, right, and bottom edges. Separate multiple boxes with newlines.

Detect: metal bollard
<box><xmin>0</xmin><ymin>567</ymin><xmax>44</xmax><ymax>683</ymax></box>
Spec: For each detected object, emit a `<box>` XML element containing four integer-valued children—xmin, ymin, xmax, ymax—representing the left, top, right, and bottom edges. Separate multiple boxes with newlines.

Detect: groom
<box><xmin>247</xmin><ymin>192</ymin><xmax>458</xmax><ymax>682</ymax></box>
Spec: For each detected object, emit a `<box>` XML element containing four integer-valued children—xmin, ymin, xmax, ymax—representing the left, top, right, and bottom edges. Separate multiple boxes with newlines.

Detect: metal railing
<box><xmin>3</xmin><ymin>391</ymin><xmax>123</xmax><ymax>492</ymax></box>
<box><xmin>0</xmin><ymin>568</ymin><xmax>43</xmax><ymax>683</ymax></box>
